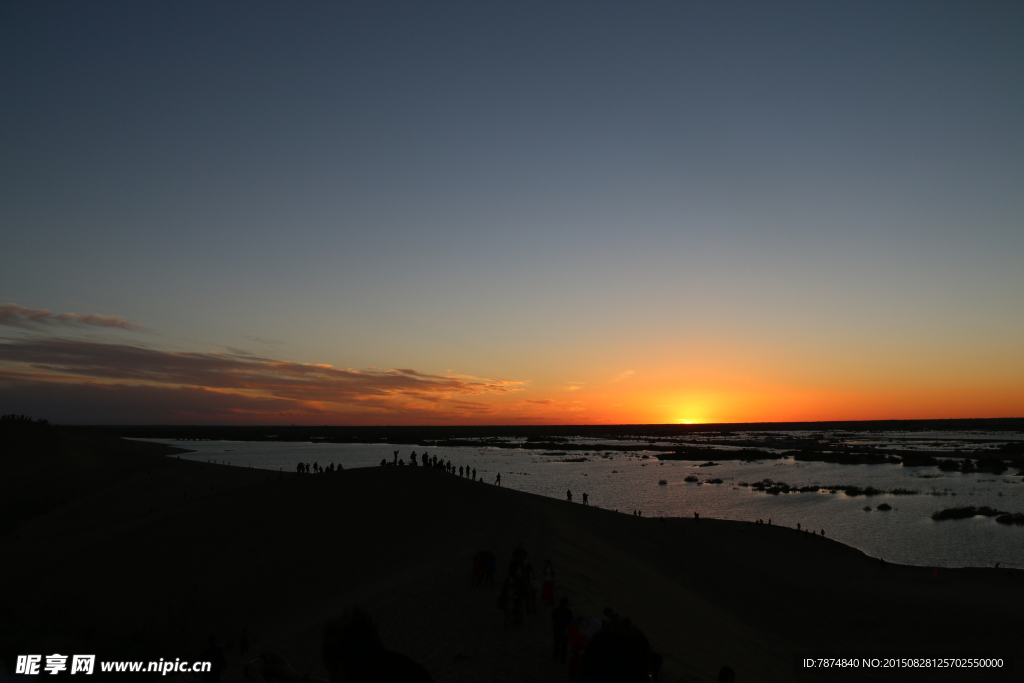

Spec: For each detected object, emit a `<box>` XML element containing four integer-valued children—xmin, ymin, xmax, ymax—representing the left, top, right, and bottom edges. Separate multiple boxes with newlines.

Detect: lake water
<box><xmin>142</xmin><ymin>438</ymin><xmax>1024</xmax><ymax>570</ymax></box>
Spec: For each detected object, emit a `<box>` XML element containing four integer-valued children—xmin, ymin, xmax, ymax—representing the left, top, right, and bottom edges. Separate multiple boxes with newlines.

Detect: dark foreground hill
<box><xmin>2</xmin><ymin>426</ymin><xmax>1021</xmax><ymax>682</ymax></box>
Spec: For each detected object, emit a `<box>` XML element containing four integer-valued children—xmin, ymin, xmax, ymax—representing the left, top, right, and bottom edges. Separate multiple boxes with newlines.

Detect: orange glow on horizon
<box><xmin>3</xmin><ymin>335</ymin><xmax>1022</xmax><ymax>425</ymax></box>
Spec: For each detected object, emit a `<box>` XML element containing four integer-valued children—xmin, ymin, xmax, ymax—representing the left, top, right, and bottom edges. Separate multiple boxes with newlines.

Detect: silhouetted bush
<box><xmin>995</xmin><ymin>512</ymin><xmax>1024</xmax><ymax>525</ymax></box>
<box><xmin>931</xmin><ymin>506</ymin><xmax>1004</xmax><ymax>521</ymax></box>
<box><xmin>0</xmin><ymin>414</ymin><xmax>53</xmax><ymax>433</ymax></box>
<box><xmin>842</xmin><ymin>486</ymin><xmax>883</xmax><ymax>496</ymax></box>
<box><xmin>975</xmin><ymin>458</ymin><xmax>1008</xmax><ymax>474</ymax></box>
<box><xmin>901</xmin><ymin>453</ymin><xmax>939</xmax><ymax>467</ymax></box>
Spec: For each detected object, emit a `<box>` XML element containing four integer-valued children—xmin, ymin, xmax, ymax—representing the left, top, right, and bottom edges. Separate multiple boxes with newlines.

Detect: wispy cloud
<box><xmin>0</xmin><ymin>304</ymin><xmax>143</xmax><ymax>330</ymax></box>
<box><xmin>610</xmin><ymin>370</ymin><xmax>634</xmax><ymax>383</ymax></box>
<box><xmin>564</xmin><ymin>382</ymin><xmax>584</xmax><ymax>392</ymax></box>
<box><xmin>513</xmin><ymin>398</ymin><xmax>587</xmax><ymax>413</ymax></box>
<box><xmin>244</xmin><ymin>334</ymin><xmax>283</xmax><ymax>346</ymax></box>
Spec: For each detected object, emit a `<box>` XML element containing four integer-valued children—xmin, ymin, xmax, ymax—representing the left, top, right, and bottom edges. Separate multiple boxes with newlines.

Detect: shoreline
<box><xmin>156</xmin><ymin>437</ymin><xmax>1024</xmax><ymax>571</ymax></box>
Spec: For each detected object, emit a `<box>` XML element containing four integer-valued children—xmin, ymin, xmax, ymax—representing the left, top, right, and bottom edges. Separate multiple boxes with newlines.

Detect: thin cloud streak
<box><xmin>0</xmin><ymin>304</ymin><xmax>143</xmax><ymax>330</ymax></box>
<box><xmin>244</xmin><ymin>334</ymin><xmax>283</xmax><ymax>346</ymax></box>
<box><xmin>0</xmin><ymin>378</ymin><xmax>321</xmax><ymax>424</ymax></box>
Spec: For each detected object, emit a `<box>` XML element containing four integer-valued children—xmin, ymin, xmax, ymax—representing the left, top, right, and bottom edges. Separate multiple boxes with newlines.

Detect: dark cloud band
<box><xmin>0</xmin><ymin>338</ymin><xmax>523</xmax><ymax>423</ymax></box>
<box><xmin>0</xmin><ymin>304</ymin><xmax>142</xmax><ymax>330</ymax></box>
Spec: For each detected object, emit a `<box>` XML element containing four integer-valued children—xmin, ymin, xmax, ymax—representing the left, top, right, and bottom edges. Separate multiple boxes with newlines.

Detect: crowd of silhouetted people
<box><xmin>550</xmin><ymin>596</ymin><xmax>665</xmax><ymax>682</ymax></box>
<box><xmin>296</xmin><ymin>460</ymin><xmax>342</xmax><ymax>474</ymax></box>
<box><xmin>469</xmin><ymin>540</ymin><xmax>743</xmax><ymax>683</ymax></box>
<box><xmin>378</xmin><ymin>450</ymin><xmax>478</xmax><ymax>481</ymax></box>
<box><xmin>224</xmin><ymin>522</ymin><xmax>738</xmax><ymax>682</ymax></box>
<box><xmin>491</xmin><ymin>543</ymin><xmax>554</xmax><ymax>630</ymax></box>
<box><xmin>737</xmin><ymin>516</ymin><xmax>830</xmax><ymax>542</ymax></box>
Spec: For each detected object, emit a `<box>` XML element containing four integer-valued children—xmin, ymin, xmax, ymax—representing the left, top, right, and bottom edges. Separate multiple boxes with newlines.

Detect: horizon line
<box><xmin>57</xmin><ymin>416</ymin><xmax>1024</xmax><ymax>429</ymax></box>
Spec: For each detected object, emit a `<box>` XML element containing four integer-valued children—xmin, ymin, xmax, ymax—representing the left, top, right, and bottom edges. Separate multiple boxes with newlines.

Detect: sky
<box><xmin>1</xmin><ymin>1</ymin><xmax>1022</xmax><ymax>425</ymax></box>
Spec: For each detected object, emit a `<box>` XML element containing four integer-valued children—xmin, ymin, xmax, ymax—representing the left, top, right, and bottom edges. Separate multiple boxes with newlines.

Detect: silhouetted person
<box><xmin>582</xmin><ymin>492</ymin><xmax>588</xmax><ymax>505</ymax></box>
<box><xmin>484</xmin><ymin>551</ymin><xmax>496</xmax><ymax>585</ymax></box>
<box><xmin>524</xmin><ymin>563</ymin><xmax>537</xmax><ymax>613</ymax></box>
<box><xmin>459</xmin><ymin>465</ymin><xmax>464</xmax><ymax>477</ymax></box>
<box><xmin>498</xmin><ymin>577</ymin><xmax>513</xmax><ymax>629</ymax></box>
<box><xmin>540</xmin><ymin>559</ymin><xmax>555</xmax><ymax>605</ymax></box>
<box><xmin>495</xmin><ymin>473</ymin><xmax>501</xmax><ymax>486</ymax></box>
<box><xmin>577</xmin><ymin>621</ymin><xmax>651</xmax><ymax>682</ymax></box>
<box><xmin>650</xmin><ymin>651</ymin><xmax>664</xmax><ymax>682</ymax></box>
<box><xmin>471</xmin><ymin>551</ymin><xmax>484</xmax><ymax>586</ymax></box>
<box><xmin>512</xmin><ymin>568</ymin><xmax>528</xmax><ymax>624</ymax></box>
<box><xmin>510</xmin><ymin>542</ymin><xmax>527</xmax><ymax>572</ymax></box>
<box><xmin>566</xmin><ymin>489</ymin><xmax>573</xmax><ymax>503</ymax></box>
<box><xmin>472</xmin><ymin>468</ymin><xmax>476</xmax><ymax>480</ymax></box>
<box><xmin>246</xmin><ymin>607</ymin><xmax>433</xmax><ymax>683</ymax></box>
<box><xmin>568</xmin><ymin>615</ymin><xmax>588</xmax><ymax>679</ymax></box>
<box><xmin>552</xmin><ymin>597</ymin><xmax>573</xmax><ymax>662</ymax></box>
<box><xmin>410</xmin><ymin>452</ymin><xmax>418</xmax><ymax>466</ymax></box>
<box><xmin>512</xmin><ymin>540</ymin><xmax>528</xmax><ymax>565</ymax></box>
<box><xmin>200</xmin><ymin>636</ymin><xmax>225</xmax><ymax>683</ymax></box>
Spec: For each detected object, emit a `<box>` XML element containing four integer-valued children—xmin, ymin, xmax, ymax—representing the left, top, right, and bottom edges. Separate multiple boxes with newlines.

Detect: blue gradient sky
<box><xmin>2</xmin><ymin>2</ymin><xmax>1022</xmax><ymax>424</ymax></box>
